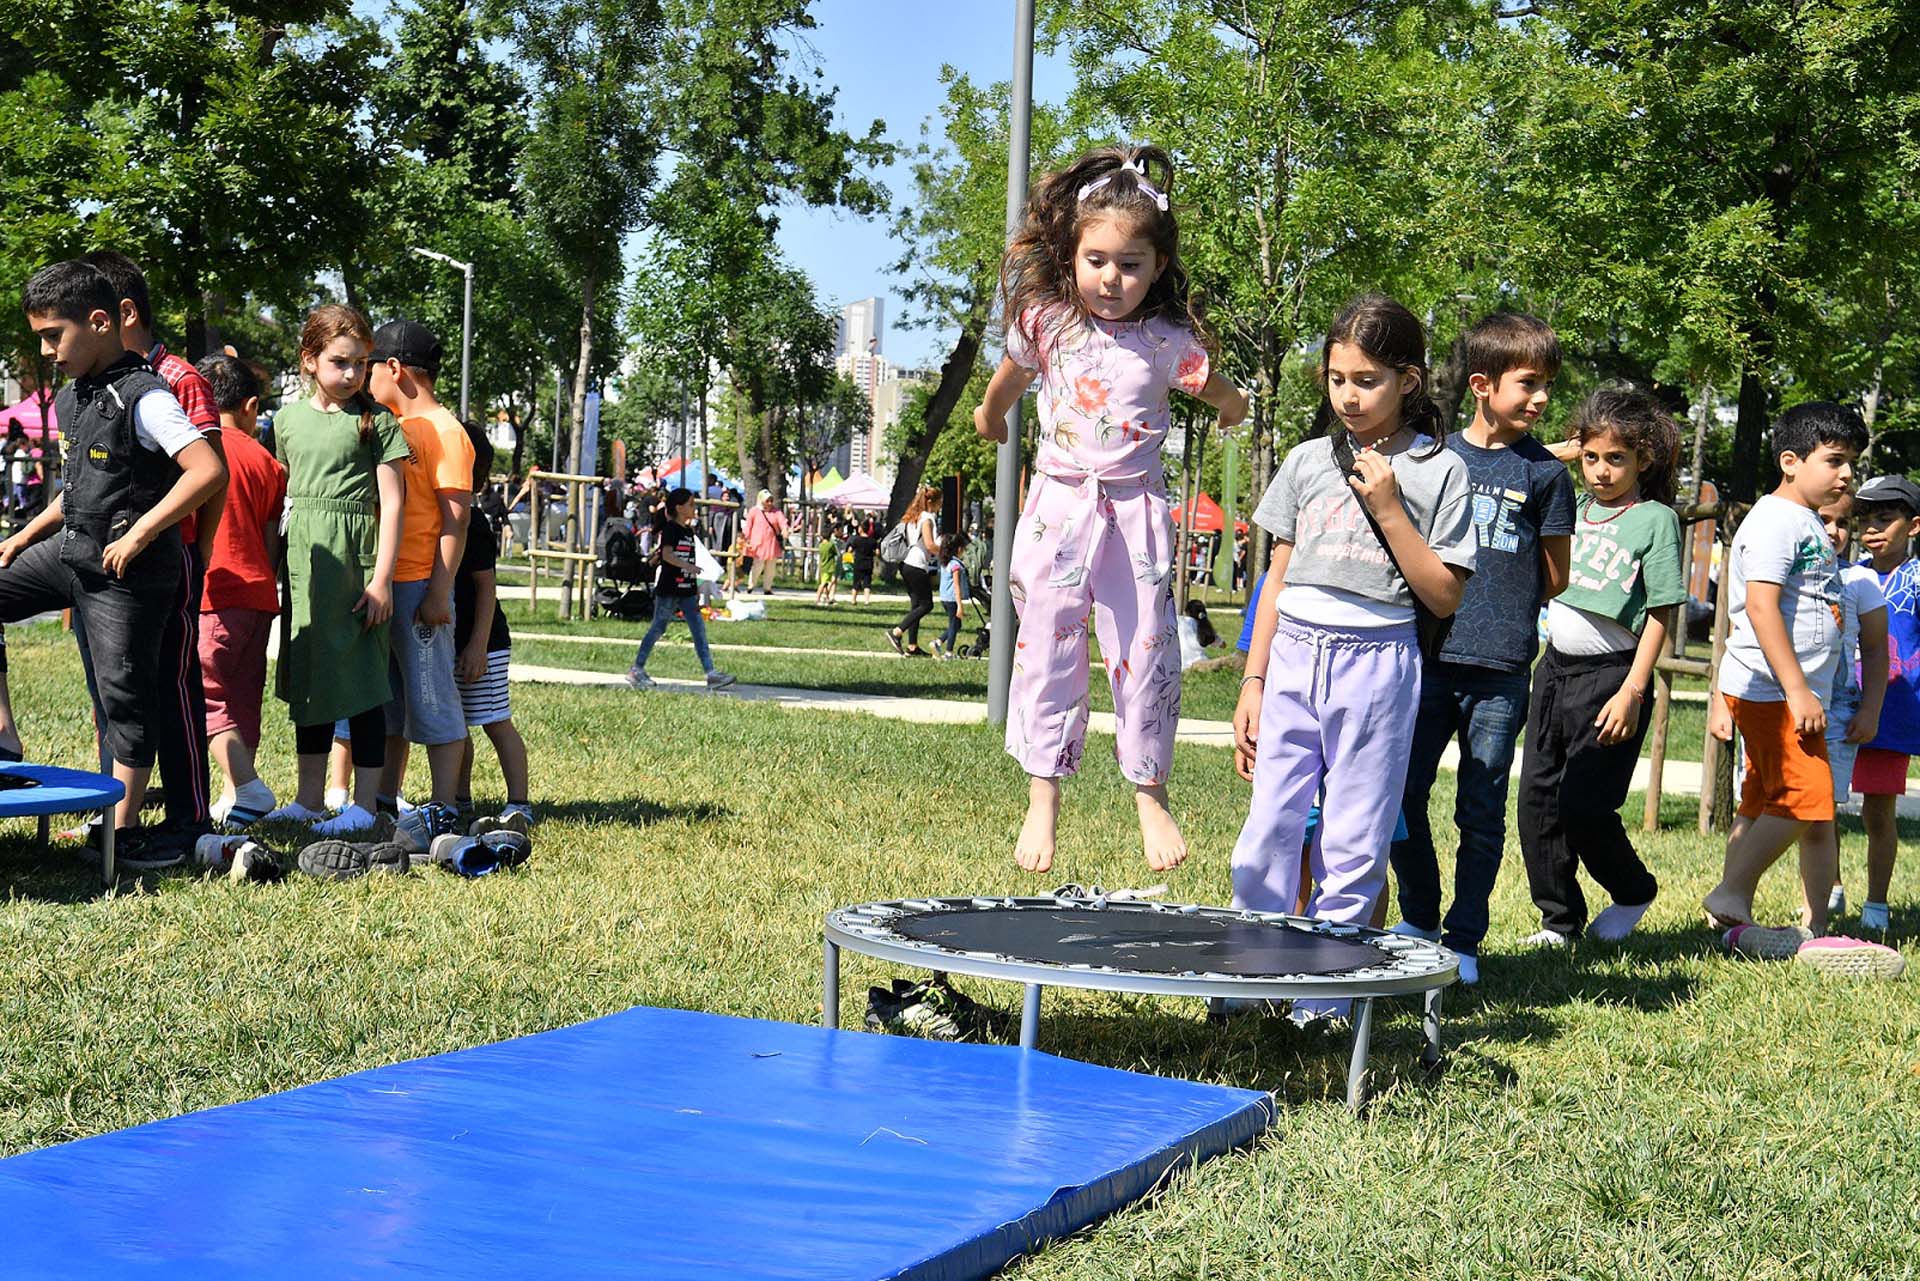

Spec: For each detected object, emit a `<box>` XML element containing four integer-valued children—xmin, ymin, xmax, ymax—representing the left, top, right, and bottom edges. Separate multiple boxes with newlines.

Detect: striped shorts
<box><xmin>456</xmin><ymin>649</ymin><xmax>513</xmax><ymax>727</ymax></box>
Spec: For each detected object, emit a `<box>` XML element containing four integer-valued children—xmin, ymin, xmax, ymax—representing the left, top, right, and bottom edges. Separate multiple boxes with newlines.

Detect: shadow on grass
<box><xmin>536</xmin><ymin>797</ymin><xmax>733</xmax><ymax>828</ymax></box>
<box><xmin>0</xmin><ymin>835</ymin><xmax>116</xmax><ymax>905</ymax></box>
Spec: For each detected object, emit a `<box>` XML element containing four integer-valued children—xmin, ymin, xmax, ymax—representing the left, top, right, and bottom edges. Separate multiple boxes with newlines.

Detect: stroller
<box><xmin>593</xmin><ymin>516</ymin><xmax>654</xmax><ymax>621</ymax></box>
<box><xmin>955</xmin><ymin>571</ymin><xmax>993</xmax><ymax>659</ymax></box>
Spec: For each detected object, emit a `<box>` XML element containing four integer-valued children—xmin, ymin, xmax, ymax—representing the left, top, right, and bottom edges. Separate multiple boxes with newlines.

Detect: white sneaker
<box><xmin>625</xmin><ymin>669</ymin><xmax>656</xmax><ymax>690</ymax></box>
<box><xmin>1518</xmin><ymin>929</ymin><xmax>1570</xmax><ymax>949</ymax></box>
<box><xmin>312</xmin><ymin>804</ymin><xmax>379</xmax><ymax>837</ymax></box>
<box><xmin>1455</xmin><ymin>953</ymin><xmax>1481</xmax><ymax>985</ymax></box>
<box><xmin>1389</xmin><ymin>921</ymin><xmax>1441</xmax><ymax>943</ymax></box>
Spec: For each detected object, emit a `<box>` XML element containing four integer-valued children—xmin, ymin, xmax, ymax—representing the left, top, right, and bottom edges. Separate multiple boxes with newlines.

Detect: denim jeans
<box><xmin>1389</xmin><ymin>661</ymin><xmax>1531</xmax><ymax>954</ymax></box>
<box><xmin>632</xmin><ymin>592</ymin><xmax>714</xmax><ymax>674</ymax></box>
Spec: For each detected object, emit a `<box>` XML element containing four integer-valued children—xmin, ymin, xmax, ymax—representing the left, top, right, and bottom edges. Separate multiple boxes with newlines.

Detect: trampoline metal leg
<box><xmin>100</xmin><ymin>807</ymin><xmax>114</xmax><ymax>888</ymax></box>
<box><xmin>1422</xmin><ymin>987</ymin><xmax>1443</xmax><ymax>1067</ymax></box>
<box><xmin>822</xmin><ymin>940</ymin><xmax>840</xmax><ymax>1031</ymax></box>
<box><xmin>1345</xmin><ymin>998</ymin><xmax>1376</xmax><ymax>1113</ymax></box>
<box><xmin>1019</xmin><ymin>984</ymin><xmax>1042</xmax><ymax>1050</ymax></box>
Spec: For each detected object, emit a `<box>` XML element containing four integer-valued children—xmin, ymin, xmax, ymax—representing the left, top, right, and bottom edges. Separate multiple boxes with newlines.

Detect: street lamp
<box><xmin>410</xmin><ymin>246</ymin><xmax>474</xmax><ymax>422</ymax></box>
<box><xmin>987</xmin><ymin>0</ymin><xmax>1035</xmax><ymax>728</ymax></box>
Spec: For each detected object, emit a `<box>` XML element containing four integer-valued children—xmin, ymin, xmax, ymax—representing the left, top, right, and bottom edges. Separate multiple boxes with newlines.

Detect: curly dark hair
<box><xmin>1001</xmin><ymin>143</ymin><xmax>1211</xmax><ymax>357</ymax></box>
<box><xmin>1566</xmin><ymin>387</ymin><xmax>1682</xmax><ymax>506</ymax></box>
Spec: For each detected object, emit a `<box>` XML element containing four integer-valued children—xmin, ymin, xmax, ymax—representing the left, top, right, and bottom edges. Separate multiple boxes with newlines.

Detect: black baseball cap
<box><xmin>1855</xmin><ymin>474</ymin><xmax>1920</xmax><ymax>514</ymax></box>
<box><xmin>369</xmin><ymin>319</ymin><xmax>443</xmax><ymax>377</ymax></box>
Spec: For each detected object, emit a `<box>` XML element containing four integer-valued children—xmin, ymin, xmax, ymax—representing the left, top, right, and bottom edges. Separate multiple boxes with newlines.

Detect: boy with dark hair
<box><xmin>0</xmin><ymin>260</ymin><xmax>226</xmax><ymax>866</ymax></box>
<box><xmin>81</xmin><ymin>250</ymin><xmax>226</xmax><ymax>838</ymax></box>
<box><xmin>1705</xmin><ymin>403</ymin><xmax>1903</xmax><ymax>975</ymax></box>
<box><xmin>194</xmin><ymin>353</ymin><xmax>287</xmax><ymax>829</ymax></box>
<box><xmin>451</xmin><ymin>420</ymin><xmax>532</xmax><ymax>834</ymax></box>
<box><xmin>1389</xmin><ymin>311</ymin><xmax>1575</xmax><ymax>985</ymax></box>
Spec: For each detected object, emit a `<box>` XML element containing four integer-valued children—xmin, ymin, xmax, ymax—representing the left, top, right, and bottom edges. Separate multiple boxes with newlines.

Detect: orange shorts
<box><xmin>1852</xmin><ymin>746</ymin><xmax>1911</xmax><ymax>796</ymax></box>
<box><xmin>1728</xmin><ymin>695</ymin><xmax>1834</xmax><ymax>822</ymax></box>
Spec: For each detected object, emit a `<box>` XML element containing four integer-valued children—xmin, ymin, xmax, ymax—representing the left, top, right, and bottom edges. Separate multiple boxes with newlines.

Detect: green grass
<box><xmin>1</xmin><ymin>620</ymin><xmax>1918</xmax><ymax>1278</ymax></box>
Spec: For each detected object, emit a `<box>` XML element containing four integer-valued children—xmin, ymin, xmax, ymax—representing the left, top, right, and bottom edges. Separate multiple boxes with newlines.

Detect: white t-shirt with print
<box><xmin>1720</xmin><ymin>494</ymin><xmax>1843</xmax><ymax>703</ymax></box>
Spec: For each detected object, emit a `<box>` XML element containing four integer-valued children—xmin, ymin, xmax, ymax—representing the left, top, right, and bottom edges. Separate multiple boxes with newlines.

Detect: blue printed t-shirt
<box><xmin>1868</xmin><ymin>557</ymin><xmax>1920</xmax><ymax>754</ymax></box>
<box><xmin>1434</xmin><ymin>432</ymin><xmax>1575</xmax><ymax>671</ymax></box>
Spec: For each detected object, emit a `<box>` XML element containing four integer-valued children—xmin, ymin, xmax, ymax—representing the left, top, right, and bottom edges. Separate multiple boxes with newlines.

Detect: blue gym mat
<box><xmin>0</xmin><ymin>1006</ymin><xmax>1273</xmax><ymax>1279</ymax></box>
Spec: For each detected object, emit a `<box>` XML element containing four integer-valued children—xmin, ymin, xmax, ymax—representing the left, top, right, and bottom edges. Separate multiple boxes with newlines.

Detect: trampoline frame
<box><xmin>824</xmin><ymin>895</ymin><xmax>1456</xmax><ymax>1112</ymax></box>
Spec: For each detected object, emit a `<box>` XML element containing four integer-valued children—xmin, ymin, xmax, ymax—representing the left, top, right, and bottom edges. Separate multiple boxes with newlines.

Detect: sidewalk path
<box><xmin>508</xmin><ymin>661</ymin><xmax>1830</xmax><ymax>806</ymax></box>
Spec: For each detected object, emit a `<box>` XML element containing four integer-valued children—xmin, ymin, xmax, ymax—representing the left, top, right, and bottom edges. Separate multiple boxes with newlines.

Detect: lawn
<box><xmin>1</xmin><ymin>621</ymin><xmax>1916</xmax><ymax>1278</ymax></box>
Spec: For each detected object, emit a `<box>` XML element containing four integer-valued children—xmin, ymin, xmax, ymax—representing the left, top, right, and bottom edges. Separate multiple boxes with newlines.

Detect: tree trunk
<box><xmin>1859</xmin><ymin>363</ymin><xmax>1886</xmax><ymax>471</ymax></box>
<box><xmin>561</xmin><ymin>274</ymin><xmax>596</xmax><ymax>620</ymax></box>
<box><xmin>1732</xmin><ymin>366</ymin><xmax>1769</xmax><ymax>504</ymax></box>
<box><xmin>886</xmin><ymin>324</ymin><xmax>982</xmax><ymax>524</ymax></box>
<box><xmin>1430</xmin><ymin>329</ymin><xmax>1470</xmax><ymax>437</ymax></box>
<box><xmin>1689</xmin><ymin>382</ymin><xmax>1713</xmax><ymax>501</ymax></box>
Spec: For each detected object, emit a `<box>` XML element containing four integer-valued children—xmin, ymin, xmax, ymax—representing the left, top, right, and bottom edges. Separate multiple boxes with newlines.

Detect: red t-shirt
<box><xmin>201</xmin><ymin>428</ymin><xmax>286</xmax><ymax>613</ymax></box>
<box><xmin>151</xmin><ymin>343</ymin><xmax>220</xmax><ymax>545</ymax></box>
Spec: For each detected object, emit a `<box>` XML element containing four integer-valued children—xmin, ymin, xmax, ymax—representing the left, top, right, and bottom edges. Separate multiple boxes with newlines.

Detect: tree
<box><xmin>794</xmin><ymin>375</ymin><xmax>869</xmax><ymax>500</ymax></box>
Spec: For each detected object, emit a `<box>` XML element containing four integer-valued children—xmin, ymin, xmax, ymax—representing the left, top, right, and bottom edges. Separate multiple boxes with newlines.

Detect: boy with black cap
<box><xmin>0</xmin><ymin>260</ymin><xmax>226</xmax><ymax>864</ymax></box>
<box><xmin>363</xmin><ymin>319</ymin><xmax>474</xmax><ymax>841</ymax></box>
<box><xmin>1845</xmin><ymin>472</ymin><xmax>1920</xmax><ymax>932</ymax></box>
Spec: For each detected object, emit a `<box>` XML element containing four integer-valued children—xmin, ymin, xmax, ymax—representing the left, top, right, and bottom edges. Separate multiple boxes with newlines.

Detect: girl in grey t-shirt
<box><xmin>1230</xmin><ymin>296</ymin><xmax>1476</xmax><ymax>1018</ymax></box>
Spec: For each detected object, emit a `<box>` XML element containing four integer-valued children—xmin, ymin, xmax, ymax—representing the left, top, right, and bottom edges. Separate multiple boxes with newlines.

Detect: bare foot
<box><xmin>1702</xmin><ymin>885</ymin><xmax>1754</xmax><ymax>930</ymax></box>
<box><xmin>1136</xmin><ymin>784</ymin><xmax>1187</xmax><ymax>872</ymax></box>
<box><xmin>1015</xmin><ymin>777</ymin><xmax>1060</xmax><ymax>873</ymax></box>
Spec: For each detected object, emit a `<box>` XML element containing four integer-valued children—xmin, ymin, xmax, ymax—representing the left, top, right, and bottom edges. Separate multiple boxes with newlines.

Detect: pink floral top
<box><xmin>1006</xmin><ymin>304</ymin><xmax>1211</xmax><ymax>487</ymax></box>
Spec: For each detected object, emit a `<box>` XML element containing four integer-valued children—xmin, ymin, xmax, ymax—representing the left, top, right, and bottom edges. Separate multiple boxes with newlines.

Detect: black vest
<box><xmin>54</xmin><ymin>353</ymin><xmax>183</xmax><ymax>583</ymax></box>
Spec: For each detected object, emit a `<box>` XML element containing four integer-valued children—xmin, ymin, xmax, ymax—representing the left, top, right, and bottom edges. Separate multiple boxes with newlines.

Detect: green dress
<box><xmin>273</xmin><ymin>398</ymin><xmax>411</xmax><ymax>726</ymax></box>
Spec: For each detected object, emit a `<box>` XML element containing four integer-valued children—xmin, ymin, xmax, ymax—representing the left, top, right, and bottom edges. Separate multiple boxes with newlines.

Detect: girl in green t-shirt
<box><xmin>1516</xmin><ymin>389</ymin><xmax>1686</xmax><ymax>947</ymax></box>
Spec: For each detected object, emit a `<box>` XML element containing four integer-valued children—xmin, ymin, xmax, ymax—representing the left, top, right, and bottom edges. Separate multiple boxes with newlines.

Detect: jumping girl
<box><xmin>264</xmin><ymin>305</ymin><xmax>409</xmax><ymax>833</ymax></box>
<box><xmin>1231</xmin><ymin>295</ymin><xmax>1475</xmax><ymax>1002</ymax></box>
<box><xmin>974</xmin><ymin>144</ymin><xmax>1249</xmax><ymax>874</ymax></box>
<box><xmin>1516</xmin><ymin>389</ymin><xmax>1687</xmax><ymax>947</ymax></box>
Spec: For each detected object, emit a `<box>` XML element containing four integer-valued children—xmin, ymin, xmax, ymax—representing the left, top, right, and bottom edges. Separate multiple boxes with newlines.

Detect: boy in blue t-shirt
<box><xmin>1388</xmin><ymin>313</ymin><xmax>1576</xmax><ymax>984</ymax></box>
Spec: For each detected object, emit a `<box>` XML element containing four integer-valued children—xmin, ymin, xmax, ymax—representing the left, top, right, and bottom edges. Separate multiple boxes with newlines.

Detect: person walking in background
<box><xmin>627</xmin><ymin>487</ymin><xmax>736</xmax><ymax>691</ymax></box>
<box><xmin>741</xmin><ymin>489</ymin><xmax>788</xmax><ymax>595</ymax></box>
<box><xmin>884</xmin><ymin>486</ymin><xmax>942</xmax><ymax>658</ymax></box>
<box><xmin>848</xmin><ymin>517</ymin><xmax>880</xmax><ymax>604</ymax></box>
<box><xmin>933</xmin><ymin>531</ymin><xmax>972</xmax><ymax>659</ymax></box>
<box><xmin>814</xmin><ymin>520</ymin><xmax>840</xmax><ymax>606</ymax></box>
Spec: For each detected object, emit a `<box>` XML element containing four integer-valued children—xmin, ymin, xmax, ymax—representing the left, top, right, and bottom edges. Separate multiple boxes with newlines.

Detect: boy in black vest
<box><xmin>0</xmin><ymin>261</ymin><xmax>226</xmax><ymax>867</ymax></box>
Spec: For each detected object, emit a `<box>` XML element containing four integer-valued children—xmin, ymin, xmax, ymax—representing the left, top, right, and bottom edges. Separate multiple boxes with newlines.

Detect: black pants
<box><xmin>896</xmin><ymin>564</ymin><xmax>934</xmax><ymax>645</ymax></box>
<box><xmin>295</xmin><ymin>706</ymin><xmax>386</xmax><ymax>766</ymax></box>
<box><xmin>0</xmin><ymin>536</ymin><xmax>178</xmax><ymax>767</ymax></box>
<box><xmin>76</xmin><ymin>543</ymin><xmax>211</xmax><ymax>825</ymax></box>
<box><xmin>1517</xmin><ymin>646</ymin><xmax>1659</xmax><ymax>936</ymax></box>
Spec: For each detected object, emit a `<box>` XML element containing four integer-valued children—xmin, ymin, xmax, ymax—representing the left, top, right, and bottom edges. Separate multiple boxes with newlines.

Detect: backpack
<box><xmin>595</xmin><ymin>517</ymin><xmax>645</xmax><ymax>582</ymax></box>
<box><xmin>879</xmin><ymin>518</ymin><xmax>912</xmax><ymax>566</ymax></box>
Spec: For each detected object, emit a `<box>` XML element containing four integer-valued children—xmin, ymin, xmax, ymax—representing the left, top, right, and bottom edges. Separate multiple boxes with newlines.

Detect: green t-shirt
<box><xmin>1558</xmin><ymin>496</ymin><xmax>1687</xmax><ymax>634</ymax></box>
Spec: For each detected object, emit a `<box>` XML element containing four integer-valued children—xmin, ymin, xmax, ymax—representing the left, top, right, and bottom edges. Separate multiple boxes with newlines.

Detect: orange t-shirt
<box><xmin>394</xmin><ymin>405</ymin><xmax>476</xmax><ymax>582</ymax></box>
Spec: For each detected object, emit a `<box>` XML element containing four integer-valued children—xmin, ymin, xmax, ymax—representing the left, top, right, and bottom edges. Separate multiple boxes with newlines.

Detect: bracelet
<box><xmin>1240</xmin><ymin>675</ymin><xmax>1265</xmax><ymax>688</ymax></box>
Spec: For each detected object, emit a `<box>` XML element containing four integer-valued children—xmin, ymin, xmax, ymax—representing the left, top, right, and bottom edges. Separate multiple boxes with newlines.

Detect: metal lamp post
<box><xmin>987</xmin><ymin>0</ymin><xmax>1035</xmax><ymax>728</ymax></box>
<box><xmin>410</xmin><ymin>246</ymin><xmax>474</xmax><ymax>421</ymax></box>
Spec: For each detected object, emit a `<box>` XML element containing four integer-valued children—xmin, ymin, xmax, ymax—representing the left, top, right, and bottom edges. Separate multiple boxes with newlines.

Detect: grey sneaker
<box><xmin>394</xmin><ymin>802</ymin><xmax>462</xmax><ymax>854</ymax></box>
<box><xmin>625</xmin><ymin>669</ymin><xmax>656</xmax><ymax>690</ymax></box>
<box><xmin>468</xmin><ymin>809</ymin><xmax>531</xmax><ymax>838</ymax></box>
<box><xmin>297</xmin><ymin>839</ymin><xmax>409</xmax><ymax>881</ymax></box>
<box><xmin>705</xmin><ymin>670</ymin><xmax>737</xmax><ymax>690</ymax></box>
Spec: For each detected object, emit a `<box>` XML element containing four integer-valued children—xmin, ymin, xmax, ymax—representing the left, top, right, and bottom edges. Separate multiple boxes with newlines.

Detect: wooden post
<box><xmin>1699</xmin><ymin>551</ymin><xmax>1734</xmax><ymax>834</ymax></box>
<box><xmin>1642</xmin><ymin>671</ymin><xmax>1673</xmax><ymax>831</ymax></box>
<box><xmin>529</xmin><ymin>475</ymin><xmax>542</xmax><ymax>616</ymax></box>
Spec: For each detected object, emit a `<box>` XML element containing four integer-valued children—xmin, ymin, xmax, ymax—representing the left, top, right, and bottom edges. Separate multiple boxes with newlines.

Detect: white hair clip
<box><xmin>1077</xmin><ymin>158</ymin><xmax>1169</xmax><ymax>212</ymax></box>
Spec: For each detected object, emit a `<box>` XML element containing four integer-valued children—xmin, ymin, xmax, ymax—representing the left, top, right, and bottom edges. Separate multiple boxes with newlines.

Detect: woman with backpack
<box><xmin>883</xmin><ymin>486</ymin><xmax>942</xmax><ymax>657</ymax></box>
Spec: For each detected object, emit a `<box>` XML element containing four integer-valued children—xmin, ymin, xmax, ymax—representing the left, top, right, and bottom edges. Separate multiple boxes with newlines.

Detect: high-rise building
<box><xmin>835</xmin><ymin>297</ymin><xmax>884</xmax><ymax>360</ymax></box>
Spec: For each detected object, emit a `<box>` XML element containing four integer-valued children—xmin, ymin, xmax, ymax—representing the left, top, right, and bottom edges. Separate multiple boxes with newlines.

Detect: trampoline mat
<box><xmin>893</xmin><ymin>906</ymin><xmax>1393</xmax><ymax>976</ymax></box>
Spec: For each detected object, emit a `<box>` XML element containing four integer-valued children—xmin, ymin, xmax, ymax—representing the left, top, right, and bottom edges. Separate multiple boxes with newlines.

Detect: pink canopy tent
<box><xmin>0</xmin><ymin>393</ymin><xmax>58</xmax><ymax>440</ymax></box>
<box><xmin>824</xmin><ymin>472</ymin><xmax>890</xmax><ymax>510</ymax></box>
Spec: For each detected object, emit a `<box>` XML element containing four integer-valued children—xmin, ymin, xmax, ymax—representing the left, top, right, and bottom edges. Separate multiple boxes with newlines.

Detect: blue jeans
<box><xmin>1389</xmin><ymin>661</ymin><xmax>1530</xmax><ymax>954</ymax></box>
<box><xmin>632</xmin><ymin>593</ymin><xmax>714</xmax><ymax>674</ymax></box>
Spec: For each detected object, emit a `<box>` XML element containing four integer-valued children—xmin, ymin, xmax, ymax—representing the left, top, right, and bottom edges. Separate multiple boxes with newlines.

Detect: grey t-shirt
<box><xmin>1254</xmin><ymin>434</ymin><xmax>1477</xmax><ymax>607</ymax></box>
<box><xmin>1721</xmin><ymin>493</ymin><xmax>1842</xmax><ymax>703</ymax></box>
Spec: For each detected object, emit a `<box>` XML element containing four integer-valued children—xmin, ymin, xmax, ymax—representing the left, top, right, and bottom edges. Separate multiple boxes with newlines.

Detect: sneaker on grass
<box><xmin>1795</xmin><ymin>936</ymin><xmax>1906</xmax><ymax>979</ymax></box>
<box><xmin>297</xmin><ymin>839</ymin><xmax>410</xmax><ymax>881</ymax></box>
<box><xmin>394</xmin><ymin>802</ymin><xmax>462</xmax><ymax>853</ymax></box>
<box><xmin>1723</xmin><ymin>923</ymin><xmax>1813</xmax><ymax>961</ymax></box>
<box><xmin>625</xmin><ymin>668</ymin><xmax>656</xmax><ymax>690</ymax></box>
<box><xmin>706</xmin><ymin>669</ymin><xmax>737</xmax><ymax>690</ymax></box>
<box><xmin>1518</xmin><ymin>929</ymin><xmax>1570</xmax><ymax>949</ymax></box>
<box><xmin>115</xmin><ymin>828</ymin><xmax>185</xmax><ymax>872</ymax></box>
<box><xmin>468</xmin><ymin>808</ymin><xmax>532</xmax><ymax>838</ymax></box>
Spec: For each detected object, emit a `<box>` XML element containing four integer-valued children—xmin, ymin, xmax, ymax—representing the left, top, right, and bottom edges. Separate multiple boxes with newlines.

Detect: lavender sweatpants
<box><xmin>1232</xmin><ymin>616</ymin><xmax>1422</xmax><ymax>926</ymax></box>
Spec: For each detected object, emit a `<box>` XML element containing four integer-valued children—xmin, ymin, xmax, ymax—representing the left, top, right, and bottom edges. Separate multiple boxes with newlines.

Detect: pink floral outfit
<box><xmin>1003</xmin><ymin>305</ymin><xmax>1211</xmax><ymax>784</ymax></box>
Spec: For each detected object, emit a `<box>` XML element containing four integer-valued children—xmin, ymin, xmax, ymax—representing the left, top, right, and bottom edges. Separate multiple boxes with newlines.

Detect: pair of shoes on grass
<box><xmin>1723</xmin><ymin>923</ymin><xmax>1906</xmax><ymax>979</ymax></box>
<box><xmin>865</xmin><ymin>975</ymin><xmax>1000</xmax><ymax>1041</ymax></box>
<box><xmin>193</xmin><ymin>834</ymin><xmax>287</xmax><ymax>883</ymax></box>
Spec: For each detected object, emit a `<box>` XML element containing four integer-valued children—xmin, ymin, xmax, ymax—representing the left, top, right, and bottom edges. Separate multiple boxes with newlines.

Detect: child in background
<box><xmin>1515</xmin><ymin>389</ymin><xmax>1686</xmax><ymax>948</ymax></box>
<box><xmin>934</xmin><ymin>531</ymin><xmax>971</xmax><ymax>659</ymax></box>
<box><xmin>263</xmin><ymin>305</ymin><xmax>408</xmax><ymax>832</ymax></box>
<box><xmin>626</xmin><ymin>487</ymin><xmax>737</xmax><ymax>690</ymax></box>
<box><xmin>1836</xmin><ymin>473</ymin><xmax>1919</xmax><ymax>932</ymax></box>
<box><xmin>814</xmin><ymin>523</ymin><xmax>839</xmax><ymax>606</ymax></box>
<box><xmin>194</xmin><ymin>354</ymin><xmax>288</xmax><ymax>829</ymax></box>
<box><xmin>1232</xmin><ymin>294</ymin><xmax>1476</xmax><ymax>1017</ymax></box>
<box><xmin>1389</xmin><ymin>312</ymin><xmax>1574</xmax><ymax>985</ymax></box>
<box><xmin>973</xmin><ymin>144</ymin><xmax>1249</xmax><ymax>874</ymax></box>
<box><xmin>451</xmin><ymin>420</ymin><xmax>532</xmax><ymax>835</ymax></box>
<box><xmin>848</xmin><ymin>517</ymin><xmax>880</xmax><ymax>605</ymax></box>
<box><xmin>1703</xmin><ymin>403</ymin><xmax>1903</xmax><ymax>976</ymax></box>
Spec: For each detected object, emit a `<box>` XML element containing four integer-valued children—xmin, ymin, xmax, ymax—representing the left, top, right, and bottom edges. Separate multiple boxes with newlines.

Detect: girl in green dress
<box><xmin>263</xmin><ymin>304</ymin><xmax>410</xmax><ymax>834</ymax></box>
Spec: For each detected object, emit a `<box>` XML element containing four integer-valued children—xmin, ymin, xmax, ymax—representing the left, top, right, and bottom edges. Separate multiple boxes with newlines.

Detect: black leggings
<box><xmin>295</xmin><ymin>705</ymin><xmax>388</xmax><ymax>768</ymax></box>
<box><xmin>896</xmin><ymin>564</ymin><xmax>935</xmax><ymax>645</ymax></box>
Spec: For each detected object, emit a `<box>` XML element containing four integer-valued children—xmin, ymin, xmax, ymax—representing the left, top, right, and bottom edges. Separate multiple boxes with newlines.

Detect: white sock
<box><xmin>1589</xmin><ymin>900</ymin><xmax>1653</xmax><ymax>942</ymax></box>
<box><xmin>324</xmin><ymin>786</ymin><xmax>349</xmax><ymax>812</ymax></box>
<box><xmin>234</xmin><ymin>778</ymin><xmax>275</xmax><ymax>810</ymax></box>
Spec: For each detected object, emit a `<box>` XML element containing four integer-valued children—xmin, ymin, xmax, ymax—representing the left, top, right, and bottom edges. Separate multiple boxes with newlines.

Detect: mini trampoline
<box><xmin>825</xmin><ymin>895</ymin><xmax>1457</xmax><ymax>1110</ymax></box>
<box><xmin>0</xmin><ymin>762</ymin><xmax>123</xmax><ymax>886</ymax></box>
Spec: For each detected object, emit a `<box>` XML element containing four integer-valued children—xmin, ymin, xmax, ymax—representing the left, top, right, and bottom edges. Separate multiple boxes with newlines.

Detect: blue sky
<box><xmin>765</xmin><ymin>2</ymin><xmax>1075</xmax><ymax>370</ymax></box>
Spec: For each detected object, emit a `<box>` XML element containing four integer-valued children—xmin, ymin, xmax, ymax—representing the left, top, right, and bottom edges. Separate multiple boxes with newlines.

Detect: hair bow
<box><xmin>1077</xmin><ymin>158</ymin><xmax>1169</xmax><ymax>212</ymax></box>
